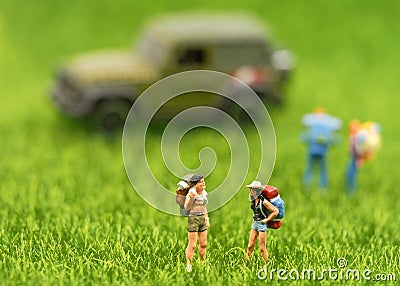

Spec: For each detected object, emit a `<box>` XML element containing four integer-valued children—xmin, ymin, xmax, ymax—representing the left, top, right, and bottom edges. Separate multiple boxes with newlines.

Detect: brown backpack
<box><xmin>176</xmin><ymin>188</ymin><xmax>188</xmax><ymax>206</ymax></box>
<box><xmin>176</xmin><ymin>177</ymin><xmax>192</xmax><ymax>216</ymax></box>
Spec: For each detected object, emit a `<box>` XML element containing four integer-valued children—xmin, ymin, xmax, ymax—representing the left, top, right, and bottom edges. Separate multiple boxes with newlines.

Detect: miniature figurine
<box><xmin>182</xmin><ymin>174</ymin><xmax>210</xmax><ymax>272</ymax></box>
<box><xmin>300</xmin><ymin>108</ymin><xmax>342</xmax><ymax>189</ymax></box>
<box><xmin>346</xmin><ymin>120</ymin><xmax>381</xmax><ymax>192</ymax></box>
<box><xmin>245</xmin><ymin>181</ymin><xmax>279</xmax><ymax>263</ymax></box>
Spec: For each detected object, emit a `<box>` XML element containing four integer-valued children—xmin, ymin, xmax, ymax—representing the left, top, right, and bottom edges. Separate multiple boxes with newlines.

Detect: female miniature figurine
<box><xmin>183</xmin><ymin>174</ymin><xmax>210</xmax><ymax>272</ymax></box>
<box><xmin>245</xmin><ymin>181</ymin><xmax>279</xmax><ymax>263</ymax></box>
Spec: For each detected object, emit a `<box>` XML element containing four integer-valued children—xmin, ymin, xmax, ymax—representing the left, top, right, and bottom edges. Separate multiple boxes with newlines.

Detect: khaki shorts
<box><xmin>187</xmin><ymin>215</ymin><xmax>208</xmax><ymax>232</ymax></box>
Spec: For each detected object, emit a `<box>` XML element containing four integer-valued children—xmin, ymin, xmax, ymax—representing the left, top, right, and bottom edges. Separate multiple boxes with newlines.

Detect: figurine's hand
<box><xmin>261</xmin><ymin>219</ymin><xmax>268</xmax><ymax>224</ymax></box>
<box><xmin>205</xmin><ymin>218</ymin><xmax>210</xmax><ymax>228</ymax></box>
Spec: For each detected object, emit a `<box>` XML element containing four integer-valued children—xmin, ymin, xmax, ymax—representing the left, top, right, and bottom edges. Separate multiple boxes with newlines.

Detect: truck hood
<box><xmin>64</xmin><ymin>49</ymin><xmax>159</xmax><ymax>85</ymax></box>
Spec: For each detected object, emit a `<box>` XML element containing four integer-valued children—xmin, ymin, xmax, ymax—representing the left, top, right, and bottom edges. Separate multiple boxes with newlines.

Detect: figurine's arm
<box><xmin>299</xmin><ymin>131</ymin><xmax>309</xmax><ymax>143</ymax></box>
<box><xmin>261</xmin><ymin>200</ymin><xmax>279</xmax><ymax>223</ymax></box>
<box><xmin>204</xmin><ymin>211</ymin><xmax>210</xmax><ymax>227</ymax></box>
<box><xmin>184</xmin><ymin>190</ymin><xmax>196</xmax><ymax>211</ymax></box>
<box><xmin>204</xmin><ymin>202</ymin><xmax>210</xmax><ymax>227</ymax></box>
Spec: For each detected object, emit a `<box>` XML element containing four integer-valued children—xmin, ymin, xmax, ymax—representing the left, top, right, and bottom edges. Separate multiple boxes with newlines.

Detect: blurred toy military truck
<box><xmin>51</xmin><ymin>14</ymin><xmax>293</xmax><ymax>132</ymax></box>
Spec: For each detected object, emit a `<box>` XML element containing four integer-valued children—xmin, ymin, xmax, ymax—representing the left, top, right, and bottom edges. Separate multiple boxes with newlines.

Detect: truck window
<box><xmin>177</xmin><ymin>48</ymin><xmax>205</xmax><ymax>65</ymax></box>
<box><xmin>213</xmin><ymin>41</ymin><xmax>269</xmax><ymax>70</ymax></box>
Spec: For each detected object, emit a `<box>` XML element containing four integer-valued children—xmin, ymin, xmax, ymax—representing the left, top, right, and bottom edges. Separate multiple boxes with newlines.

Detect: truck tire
<box><xmin>90</xmin><ymin>99</ymin><xmax>132</xmax><ymax>133</ymax></box>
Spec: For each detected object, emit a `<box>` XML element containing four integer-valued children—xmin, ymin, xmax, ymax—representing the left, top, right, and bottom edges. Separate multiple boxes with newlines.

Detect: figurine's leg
<box><xmin>346</xmin><ymin>158</ymin><xmax>357</xmax><ymax>193</ymax></box>
<box><xmin>258</xmin><ymin>231</ymin><xmax>268</xmax><ymax>262</ymax></box>
<box><xmin>303</xmin><ymin>154</ymin><xmax>314</xmax><ymax>187</ymax></box>
<box><xmin>198</xmin><ymin>230</ymin><xmax>208</xmax><ymax>260</ymax></box>
<box><xmin>319</xmin><ymin>155</ymin><xmax>328</xmax><ymax>189</ymax></box>
<box><xmin>246</xmin><ymin>229</ymin><xmax>259</xmax><ymax>259</ymax></box>
<box><xmin>186</xmin><ymin>231</ymin><xmax>197</xmax><ymax>265</ymax></box>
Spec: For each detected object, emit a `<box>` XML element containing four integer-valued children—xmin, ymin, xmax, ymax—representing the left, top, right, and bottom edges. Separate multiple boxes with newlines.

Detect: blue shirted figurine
<box><xmin>300</xmin><ymin>108</ymin><xmax>342</xmax><ymax>189</ymax></box>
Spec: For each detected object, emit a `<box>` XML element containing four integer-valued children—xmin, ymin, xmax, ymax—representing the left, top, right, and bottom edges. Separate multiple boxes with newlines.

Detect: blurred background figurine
<box><xmin>346</xmin><ymin>120</ymin><xmax>381</xmax><ymax>193</ymax></box>
<box><xmin>300</xmin><ymin>108</ymin><xmax>342</xmax><ymax>189</ymax></box>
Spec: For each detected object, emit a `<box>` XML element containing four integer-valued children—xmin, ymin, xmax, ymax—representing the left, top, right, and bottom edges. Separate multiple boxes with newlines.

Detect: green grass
<box><xmin>1</xmin><ymin>0</ymin><xmax>399</xmax><ymax>285</ymax></box>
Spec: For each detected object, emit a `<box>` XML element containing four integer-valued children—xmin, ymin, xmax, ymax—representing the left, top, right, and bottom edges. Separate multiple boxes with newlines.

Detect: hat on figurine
<box><xmin>182</xmin><ymin>174</ymin><xmax>195</xmax><ymax>181</ymax></box>
<box><xmin>246</xmin><ymin>181</ymin><xmax>263</xmax><ymax>190</ymax></box>
<box><xmin>189</xmin><ymin>174</ymin><xmax>204</xmax><ymax>183</ymax></box>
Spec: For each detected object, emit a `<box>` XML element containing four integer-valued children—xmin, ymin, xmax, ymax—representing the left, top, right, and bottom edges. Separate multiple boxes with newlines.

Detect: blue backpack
<box><xmin>261</xmin><ymin>185</ymin><xmax>285</xmax><ymax>219</ymax></box>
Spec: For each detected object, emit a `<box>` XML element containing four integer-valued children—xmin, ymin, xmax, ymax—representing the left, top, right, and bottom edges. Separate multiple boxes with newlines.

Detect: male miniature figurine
<box><xmin>300</xmin><ymin>108</ymin><xmax>342</xmax><ymax>189</ymax></box>
<box><xmin>346</xmin><ymin>120</ymin><xmax>381</xmax><ymax>193</ymax></box>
